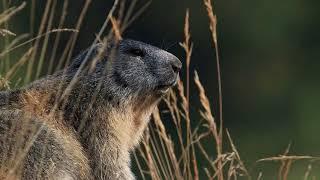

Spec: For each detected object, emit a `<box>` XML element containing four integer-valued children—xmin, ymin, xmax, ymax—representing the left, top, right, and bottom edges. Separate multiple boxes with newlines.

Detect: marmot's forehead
<box><xmin>119</xmin><ymin>39</ymin><xmax>161</xmax><ymax>51</ymax></box>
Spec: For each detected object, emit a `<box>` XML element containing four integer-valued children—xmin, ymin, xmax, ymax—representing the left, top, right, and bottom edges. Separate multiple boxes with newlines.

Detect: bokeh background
<box><xmin>2</xmin><ymin>0</ymin><xmax>320</xmax><ymax>179</ymax></box>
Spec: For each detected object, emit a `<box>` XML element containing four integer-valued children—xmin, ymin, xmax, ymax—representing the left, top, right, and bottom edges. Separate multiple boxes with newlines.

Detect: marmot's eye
<box><xmin>128</xmin><ymin>48</ymin><xmax>145</xmax><ymax>57</ymax></box>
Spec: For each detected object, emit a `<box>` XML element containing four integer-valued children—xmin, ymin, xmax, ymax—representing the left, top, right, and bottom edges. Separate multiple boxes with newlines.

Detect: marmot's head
<box><xmin>69</xmin><ymin>39</ymin><xmax>182</xmax><ymax>97</ymax></box>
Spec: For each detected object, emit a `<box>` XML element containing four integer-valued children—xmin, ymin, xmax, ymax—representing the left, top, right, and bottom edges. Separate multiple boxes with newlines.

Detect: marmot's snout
<box><xmin>155</xmin><ymin>53</ymin><xmax>182</xmax><ymax>93</ymax></box>
<box><xmin>170</xmin><ymin>57</ymin><xmax>182</xmax><ymax>74</ymax></box>
<box><xmin>167</xmin><ymin>55</ymin><xmax>182</xmax><ymax>76</ymax></box>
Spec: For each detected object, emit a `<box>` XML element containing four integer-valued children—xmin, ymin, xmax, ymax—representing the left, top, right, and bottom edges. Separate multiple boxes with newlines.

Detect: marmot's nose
<box><xmin>170</xmin><ymin>57</ymin><xmax>182</xmax><ymax>73</ymax></box>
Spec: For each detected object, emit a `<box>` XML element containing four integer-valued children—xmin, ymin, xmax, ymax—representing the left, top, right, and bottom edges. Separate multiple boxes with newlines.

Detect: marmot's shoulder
<box><xmin>0</xmin><ymin>108</ymin><xmax>92</xmax><ymax>179</ymax></box>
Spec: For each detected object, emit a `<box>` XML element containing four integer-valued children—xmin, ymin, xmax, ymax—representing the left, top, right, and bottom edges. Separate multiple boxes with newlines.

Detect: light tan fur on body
<box><xmin>4</xmin><ymin>89</ymin><xmax>156</xmax><ymax>179</ymax></box>
<box><xmin>0</xmin><ymin>93</ymin><xmax>92</xmax><ymax>179</ymax></box>
<box><xmin>0</xmin><ymin>39</ymin><xmax>181</xmax><ymax>179</ymax></box>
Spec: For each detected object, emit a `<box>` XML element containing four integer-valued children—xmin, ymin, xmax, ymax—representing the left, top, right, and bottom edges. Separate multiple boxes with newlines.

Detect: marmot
<box><xmin>0</xmin><ymin>39</ymin><xmax>182</xmax><ymax>179</ymax></box>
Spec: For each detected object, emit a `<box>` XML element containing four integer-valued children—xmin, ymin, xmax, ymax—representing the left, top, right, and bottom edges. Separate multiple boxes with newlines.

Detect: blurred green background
<box><xmin>2</xmin><ymin>0</ymin><xmax>320</xmax><ymax>179</ymax></box>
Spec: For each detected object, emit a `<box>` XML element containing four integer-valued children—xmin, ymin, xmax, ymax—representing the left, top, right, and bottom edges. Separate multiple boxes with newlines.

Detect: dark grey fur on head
<box><xmin>67</xmin><ymin>39</ymin><xmax>181</xmax><ymax>97</ymax></box>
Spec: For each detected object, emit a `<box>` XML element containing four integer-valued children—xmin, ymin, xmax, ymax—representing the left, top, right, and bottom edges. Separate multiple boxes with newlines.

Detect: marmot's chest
<box><xmin>104</xmin><ymin>106</ymin><xmax>153</xmax><ymax>149</ymax></box>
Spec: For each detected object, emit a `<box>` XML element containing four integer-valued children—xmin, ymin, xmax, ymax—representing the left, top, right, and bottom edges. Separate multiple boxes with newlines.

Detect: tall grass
<box><xmin>0</xmin><ymin>0</ymin><xmax>319</xmax><ymax>179</ymax></box>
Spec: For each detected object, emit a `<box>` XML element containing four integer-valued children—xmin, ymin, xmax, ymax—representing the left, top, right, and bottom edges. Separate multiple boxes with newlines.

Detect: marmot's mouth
<box><xmin>156</xmin><ymin>78</ymin><xmax>178</xmax><ymax>94</ymax></box>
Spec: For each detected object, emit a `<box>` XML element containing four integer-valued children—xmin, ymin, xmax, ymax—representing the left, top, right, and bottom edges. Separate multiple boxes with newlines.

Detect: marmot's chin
<box><xmin>159</xmin><ymin>87</ymin><xmax>170</xmax><ymax>94</ymax></box>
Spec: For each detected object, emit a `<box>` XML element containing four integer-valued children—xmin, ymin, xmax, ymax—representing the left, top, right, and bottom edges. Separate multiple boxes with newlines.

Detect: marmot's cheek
<box><xmin>158</xmin><ymin>70</ymin><xmax>177</xmax><ymax>85</ymax></box>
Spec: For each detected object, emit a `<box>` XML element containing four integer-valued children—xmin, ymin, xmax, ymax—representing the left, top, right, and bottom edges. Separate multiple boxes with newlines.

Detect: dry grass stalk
<box><xmin>142</xmin><ymin>129</ymin><xmax>159</xmax><ymax>180</ymax></box>
<box><xmin>120</xmin><ymin>0</ymin><xmax>152</xmax><ymax>32</ymax></box>
<box><xmin>47</xmin><ymin>0</ymin><xmax>69</xmax><ymax>74</ymax></box>
<box><xmin>1</xmin><ymin>34</ymin><xmax>29</xmax><ymax>52</ymax></box>
<box><xmin>133</xmin><ymin>151</ymin><xmax>146</xmax><ymax>180</ymax></box>
<box><xmin>303</xmin><ymin>164</ymin><xmax>312</xmax><ymax>180</ymax></box>
<box><xmin>203</xmin><ymin>0</ymin><xmax>217</xmax><ymax>44</ymax></box>
<box><xmin>57</xmin><ymin>0</ymin><xmax>119</xmax><ymax>103</ymax></box>
<box><xmin>176</xmin><ymin>14</ymin><xmax>196</xmax><ymax>174</ymax></box>
<box><xmin>203</xmin><ymin>0</ymin><xmax>223</xmax><ymax>135</ymax></box>
<box><xmin>279</xmin><ymin>144</ymin><xmax>292</xmax><ymax>180</ymax></box>
<box><xmin>0</xmin><ymin>29</ymin><xmax>15</xmax><ymax>37</ymax></box>
<box><xmin>3</xmin><ymin>48</ymin><xmax>33</xmax><ymax>82</ymax></box>
<box><xmin>62</xmin><ymin>0</ymin><xmax>92</xmax><ymax>70</ymax></box>
<box><xmin>152</xmin><ymin>107</ymin><xmax>183</xmax><ymax>179</ymax></box>
<box><xmin>194</xmin><ymin>72</ymin><xmax>220</xmax><ymax>145</ymax></box>
<box><xmin>177</xmin><ymin>11</ymin><xmax>195</xmax><ymax>177</ymax></box>
<box><xmin>0</xmin><ymin>29</ymin><xmax>78</xmax><ymax>58</ymax></box>
<box><xmin>179</xmin><ymin>23</ymin><xmax>194</xmax><ymax>180</ymax></box>
<box><xmin>179</xmin><ymin>9</ymin><xmax>193</xmax><ymax>110</ymax></box>
<box><xmin>110</xmin><ymin>16</ymin><xmax>123</xmax><ymax>41</ymax></box>
<box><xmin>258</xmin><ymin>145</ymin><xmax>319</xmax><ymax>180</ymax></box>
<box><xmin>258</xmin><ymin>155</ymin><xmax>317</xmax><ymax>162</ymax></box>
<box><xmin>30</xmin><ymin>0</ymin><xmax>36</xmax><ymax>36</ymax></box>
<box><xmin>226</xmin><ymin>130</ymin><xmax>250</xmax><ymax>179</ymax></box>
<box><xmin>25</xmin><ymin>0</ymin><xmax>53</xmax><ymax>83</ymax></box>
<box><xmin>203</xmin><ymin>0</ymin><xmax>224</xmax><ymax>179</ymax></box>
<box><xmin>148</xmin><ymin>127</ymin><xmax>173</xmax><ymax>179</ymax></box>
<box><xmin>0</xmin><ymin>76</ymin><xmax>10</xmax><ymax>90</ymax></box>
<box><xmin>194</xmin><ymin>71</ymin><xmax>224</xmax><ymax>179</ymax></box>
<box><xmin>0</xmin><ymin>2</ymin><xmax>26</xmax><ymax>26</ymax></box>
<box><xmin>257</xmin><ymin>172</ymin><xmax>263</xmax><ymax>180</ymax></box>
<box><xmin>0</xmin><ymin>1</ymin><xmax>26</xmax><ymax>73</ymax></box>
<box><xmin>35</xmin><ymin>0</ymin><xmax>58</xmax><ymax>78</ymax></box>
